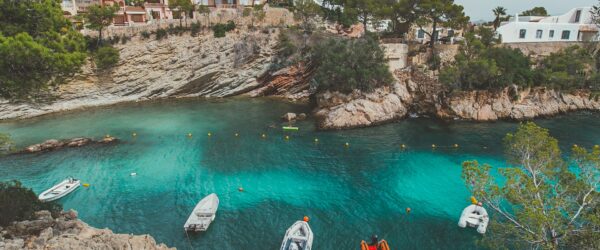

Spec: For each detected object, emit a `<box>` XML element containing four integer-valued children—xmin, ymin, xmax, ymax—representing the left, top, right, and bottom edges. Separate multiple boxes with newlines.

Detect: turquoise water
<box><xmin>1</xmin><ymin>98</ymin><xmax>599</xmax><ymax>249</ymax></box>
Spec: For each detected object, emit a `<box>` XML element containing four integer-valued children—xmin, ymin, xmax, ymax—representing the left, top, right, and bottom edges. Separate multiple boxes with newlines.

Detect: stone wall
<box><xmin>501</xmin><ymin>42</ymin><xmax>587</xmax><ymax>57</ymax></box>
<box><xmin>381</xmin><ymin>43</ymin><xmax>409</xmax><ymax>72</ymax></box>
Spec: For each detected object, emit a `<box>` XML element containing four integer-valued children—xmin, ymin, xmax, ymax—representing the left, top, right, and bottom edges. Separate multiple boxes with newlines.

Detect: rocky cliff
<box><xmin>0</xmin><ymin>210</ymin><xmax>173</xmax><ymax>250</ymax></box>
<box><xmin>314</xmin><ymin>71</ymin><xmax>600</xmax><ymax>129</ymax></box>
<box><xmin>0</xmin><ymin>29</ymin><xmax>310</xmax><ymax>120</ymax></box>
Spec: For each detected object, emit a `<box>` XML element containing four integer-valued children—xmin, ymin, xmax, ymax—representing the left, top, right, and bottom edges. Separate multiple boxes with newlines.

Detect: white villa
<box><xmin>496</xmin><ymin>7</ymin><xmax>599</xmax><ymax>43</ymax></box>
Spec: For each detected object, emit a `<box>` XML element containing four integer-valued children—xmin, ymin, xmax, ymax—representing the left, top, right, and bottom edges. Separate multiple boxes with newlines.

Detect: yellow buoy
<box><xmin>453</xmin><ymin>144</ymin><xmax>459</xmax><ymax>148</ymax></box>
<box><xmin>132</xmin><ymin>132</ymin><xmax>137</xmax><ymax>137</ymax></box>
<box><xmin>261</xmin><ymin>133</ymin><xmax>267</xmax><ymax>138</ymax></box>
<box><xmin>432</xmin><ymin>144</ymin><xmax>436</xmax><ymax>148</ymax></box>
<box><xmin>285</xmin><ymin>135</ymin><xmax>290</xmax><ymax>140</ymax></box>
<box><xmin>207</xmin><ymin>132</ymin><xmax>212</xmax><ymax>137</ymax></box>
<box><xmin>573</xmin><ymin>144</ymin><xmax>578</xmax><ymax>148</ymax></box>
<box><xmin>105</xmin><ymin>134</ymin><xmax>110</xmax><ymax>138</ymax></box>
<box><xmin>344</xmin><ymin>142</ymin><xmax>350</xmax><ymax>147</ymax></box>
<box><xmin>187</xmin><ymin>133</ymin><xmax>193</xmax><ymax>137</ymax></box>
<box><xmin>314</xmin><ymin>138</ymin><xmax>319</xmax><ymax>143</ymax></box>
<box><xmin>470</xmin><ymin>196</ymin><xmax>478</xmax><ymax>204</ymax></box>
<box><xmin>83</xmin><ymin>183</ymin><xmax>90</xmax><ymax>187</ymax></box>
<box><xmin>238</xmin><ymin>187</ymin><xmax>244</xmax><ymax>192</ymax></box>
<box><xmin>235</xmin><ymin>133</ymin><xmax>239</xmax><ymax>137</ymax></box>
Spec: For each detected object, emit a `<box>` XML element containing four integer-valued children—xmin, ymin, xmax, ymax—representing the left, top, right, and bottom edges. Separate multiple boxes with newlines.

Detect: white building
<box><xmin>496</xmin><ymin>7</ymin><xmax>599</xmax><ymax>43</ymax></box>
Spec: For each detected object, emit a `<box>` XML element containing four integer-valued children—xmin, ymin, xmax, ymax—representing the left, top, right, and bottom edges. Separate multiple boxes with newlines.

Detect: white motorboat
<box><xmin>184</xmin><ymin>193</ymin><xmax>219</xmax><ymax>232</ymax></box>
<box><xmin>280</xmin><ymin>221</ymin><xmax>313</xmax><ymax>250</ymax></box>
<box><xmin>38</xmin><ymin>177</ymin><xmax>81</xmax><ymax>202</ymax></box>
<box><xmin>458</xmin><ymin>204</ymin><xmax>489</xmax><ymax>234</ymax></box>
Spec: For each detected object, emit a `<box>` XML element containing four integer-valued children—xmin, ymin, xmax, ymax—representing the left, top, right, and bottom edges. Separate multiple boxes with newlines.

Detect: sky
<box><xmin>455</xmin><ymin>0</ymin><xmax>598</xmax><ymax>21</ymax></box>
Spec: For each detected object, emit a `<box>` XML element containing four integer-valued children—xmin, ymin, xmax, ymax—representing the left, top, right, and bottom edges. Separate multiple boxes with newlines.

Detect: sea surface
<box><xmin>1</xmin><ymin>98</ymin><xmax>599</xmax><ymax>250</ymax></box>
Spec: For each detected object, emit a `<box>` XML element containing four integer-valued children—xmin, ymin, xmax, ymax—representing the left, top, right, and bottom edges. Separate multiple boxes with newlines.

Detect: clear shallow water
<box><xmin>1</xmin><ymin>98</ymin><xmax>599</xmax><ymax>250</ymax></box>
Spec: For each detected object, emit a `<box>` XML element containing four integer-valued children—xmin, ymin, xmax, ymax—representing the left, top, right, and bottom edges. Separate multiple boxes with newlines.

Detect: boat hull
<box><xmin>38</xmin><ymin>179</ymin><xmax>81</xmax><ymax>202</ymax></box>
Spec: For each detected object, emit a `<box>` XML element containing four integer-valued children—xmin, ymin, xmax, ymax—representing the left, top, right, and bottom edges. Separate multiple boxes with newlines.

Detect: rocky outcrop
<box><xmin>0</xmin><ymin>30</ymin><xmax>310</xmax><ymax>120</ymax></box>
<box><xmin>314</xmin><ymin>71</ymin><xmax>600</xmax><ymax>129</ymax></box>
<box><xmin>314</xmin><ymin>81</ymin><xmax>413</xmax><ymax>129</ymax></box>
<box><xmin>0</xmin><ymin>210</ymin><xmax>173</xmax><ymax>250</ymax></box>
<box><xmin>20</xmin><ymin>136</ymin><xmax>117</xmax><ymax>153</ymax></box>
<box><xmin>437</xmin><ymin>87</ymin><xmax>600</xmax><ymax>121</ymax></box>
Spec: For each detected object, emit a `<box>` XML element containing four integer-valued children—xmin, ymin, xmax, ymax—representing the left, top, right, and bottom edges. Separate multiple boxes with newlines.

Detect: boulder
<box><xmin>281</xmin><ymin>112</ymin><xmax>297</xmax><ymax>122</ymax></box>
<box><xmin>66</xmin><ymin>138</ymin><xmax>91</xmax><ymax>147</ymax></box>
<box><xmin>297</xmin><ymin>113</ymin><xmax>307</xmax><ymax>120</ymax></box>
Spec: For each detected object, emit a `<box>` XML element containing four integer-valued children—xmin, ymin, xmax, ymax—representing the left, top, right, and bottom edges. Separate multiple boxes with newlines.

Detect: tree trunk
<box><xmin>98</xmin><ymin>27</ymin><xmax>103</xmax><ymax>46</ymax></box>
<box><xmin>430</xmin><ymin>20</ymin><xmax>437</xmax><ymax>48</ymax></box>
<box><xmin>362</xmin><ymin>11</ymin><xmax>368</xmax><ymax>32</ymax></box>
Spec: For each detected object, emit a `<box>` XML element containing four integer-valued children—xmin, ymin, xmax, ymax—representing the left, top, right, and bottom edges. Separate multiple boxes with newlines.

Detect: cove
<box><xmin>1</xmin><ymin>98</ymin><xmax>599</xmax><ymax>250</ymax></box>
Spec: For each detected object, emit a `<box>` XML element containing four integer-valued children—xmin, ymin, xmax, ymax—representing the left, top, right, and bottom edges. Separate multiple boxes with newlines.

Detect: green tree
<box><xmin>0</xmin><ymin>0</ymin><xmax>86</xmax><ymax>99</ymax></box>
<box><xmin>94</xmin><ymin>45</ymin><xmax>120</xmax><ymax>70</ymax></box>
<box><xmin>340</xmin><ymin>0</ymin><xmax>385</xmax><ymax>31</ymax></box>
<box><xmin>311</xmin><ymin>34</ymin><xmax>393</xmax><ymax>93</ymax></box>
<box><xmin>414</xmin><ymin>0</ymin><xmax>468</xmax><ymax>49</ymax></box>
<box><xmin>0</xmin><ymin>132</ymin><xmax>14</xmax><ymax>153</ymax></box>
<box><xmin>381</xmin><ymin>0</ymin><xmax>418</xmax><ymax>35</ymax></box>
<box><xmin>0</xmin><ymin>180</ymin><xmax>63</xmax><ymax>227</ymax></box>
<box><xmin>492</xmin><ymin>6</ymin><xmax>506</xmax><ymax>30</ymax></box>
<box><xmin>196</xmin><ymin>4</ymin><xmax>211</xmax><ymax>28</ymax></box>
<box><xmin>461</xmin><ymin>122</ymin><xmax>599</xmax><ymax>249</ymax></box>
<box><xmin>85</xmin><ymin>3</ymin><xmax>119</xmax><ymax>45</ymax></box>
<box><xmin>520</xmin><ymin>7</ymin><xmax>549</xmax><ymax>16</ymax></box>
<box><xmin>170</xmin><ymin>0</ymin><xmax>194</xmax><ymax>27</ymax></box>
<box><xmin>534</xmin><ymin>45</ymin><xmax>595</xmax><ymax>89</ymax></box>
<box><xmin>293</xmin><ymin>0</ymin><xmax>323</xmax><ymax>31</ymax></box>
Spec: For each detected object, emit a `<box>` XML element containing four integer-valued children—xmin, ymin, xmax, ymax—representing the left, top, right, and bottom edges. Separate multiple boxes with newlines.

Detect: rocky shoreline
<box><xmin>0</xmin><ymin>31</ymin><xmax>598</xmax><ymax>129</ymax></box>
<box><xmin>314</xmin><ymin>72</ymin><xmax>600</xmax><ymax>129</ymax></box>
<box><xmin>17</xmin><ymin>136</ymin><xmax>118</xmax><ymax>154</ymax></box>
<box><xmin>0</xmin><ymin>210</ymin><xmax>173</xmax><ymax>250</ymax></box>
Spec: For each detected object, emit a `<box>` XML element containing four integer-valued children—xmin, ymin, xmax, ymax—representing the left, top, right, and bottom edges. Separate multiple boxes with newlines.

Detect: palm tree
<box><xmin>492</xmin><ymin>6</ymin><xmax>506</xmax><ymax>30</ymax></box>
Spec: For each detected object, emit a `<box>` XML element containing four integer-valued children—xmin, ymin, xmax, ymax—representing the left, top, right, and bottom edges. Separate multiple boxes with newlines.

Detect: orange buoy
<box><xmin>303</xmin><ymin>216</ymin><xmax>309</xmax><ymax>222</ymax></box>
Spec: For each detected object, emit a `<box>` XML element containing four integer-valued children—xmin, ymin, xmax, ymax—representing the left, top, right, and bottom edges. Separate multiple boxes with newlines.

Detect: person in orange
<box><xmin>368</xmin><ymin>235</ymin><xmax>379</xmax><ymax>250</ymax></box>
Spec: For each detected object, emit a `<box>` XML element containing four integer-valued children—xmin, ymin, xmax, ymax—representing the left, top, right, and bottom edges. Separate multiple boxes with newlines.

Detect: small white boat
<box><xmin>458</xmin><ymin>204</ymin><xmax>489</xmax><ymax>234</ymax></box>
<box><xmin>38</xmin><ymin>177</ymin><xmax>81</xmax><ymax>202</ymax></box>
<box><xmin>184</xmin><ymin>193</ymin><xmax>219</xmax><ymax>232</ymax></box>
<box><xmin>280</xmin><ymin>221</ymin><xmax>313</xmax><ymax>250</ymax></box>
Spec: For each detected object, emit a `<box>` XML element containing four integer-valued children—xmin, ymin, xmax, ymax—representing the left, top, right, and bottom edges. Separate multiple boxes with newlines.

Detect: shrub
<box><xmin>156</xmin><ymin>28</ymin><xmax>168</xmax><ymax>40</ymax></box>
<box><xmin>0</xmin><ymin>180</ymin><xmax>62</xmax><ymax>227</ymax></box>
<box><xmin>191</xmin><ymin>22</ymin><xmax>201</xmax><ymax>37</ymax></box>
<box><xmin>120</xmin><ymin>35</ymin><xmax>129</xmax><ymax>44</ymax></box>
<box><xmin>94</xmin><ymin>45</ymin><xmax>120</xmax><ymax>70</ymax></box>
<box><xmin>141</xmin><ymin>31</ymin><xmax>151</xmax><ymax>39</ymax></box>
<box><xmin>225</xmin><ymin>20</ymin><xmax>236</xmax><ymax>31</ymax></box>
<box><xmin>311</xmin><ymin>34</ymin><xmax>394</xmax><ymax>93</ymax></box>
<box><xmin>212</xmin><ymin>24</ymin><xmax>227</xmax><ymax>38</ymax></box>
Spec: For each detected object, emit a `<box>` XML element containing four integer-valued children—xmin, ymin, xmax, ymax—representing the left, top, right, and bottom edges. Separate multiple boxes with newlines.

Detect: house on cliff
<box><xmin>496</xmin><ymin>7</ymin><xmax>599</xmax><ymax>43</ymax></box>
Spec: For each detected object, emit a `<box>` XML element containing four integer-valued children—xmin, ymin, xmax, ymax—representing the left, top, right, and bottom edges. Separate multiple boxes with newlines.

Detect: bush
<box><xmin>156</xmin><ymin>28</ymin><xmax>168</xmax><ymax>40</ymax></box>
<box><xmin>0</xmin><ymin>180</ymin><xmax>62</xmax><ymax>227</ymax></box>
<box><xmin>94</xmin><ymin>45</ymin><xmax>119</xmax><ymax>70</ymax></box>
<box><xmin>312</xmin><ymin>34</ymin><xmax>393</xmax><ymax>93</ymax></box>
<box><xmin>225</xmin><ymin>20</ymin><xmax>236</xmax><ymax>31</ymax></box>
<box><xmin>212</xmin><ymin>24</ymin><xmax>227</xmax><ymax>38</ymax></box>
<box><xmin>0</xmin><ymin>133</ymin><xmax>14</xmax><ymax>153</ymax></box>
<box><xmin>141</xmin><ymin>31</ymin><xmax>150</xmax><ymax>39</ymax></box>
<box><xmin>191</xmin><ymin>22</ymin><xmax>201</xmax><ymax>37</ymax></box>
<box><xmin>534</xmin><ymin>45</ymin><xmax>594</xmax><ymax>90</ymax></box>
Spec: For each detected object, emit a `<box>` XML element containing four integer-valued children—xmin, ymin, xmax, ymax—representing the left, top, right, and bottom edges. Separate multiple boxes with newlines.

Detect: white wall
<box><xmin>497</xmin><ymin>22</ymin><xmax>580</xmax><ymax>43</ymax></box>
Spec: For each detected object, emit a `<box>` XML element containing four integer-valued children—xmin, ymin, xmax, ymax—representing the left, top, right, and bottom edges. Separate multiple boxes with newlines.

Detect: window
<box><xmin>575</xmin><ymin>10</ymin><xmax>582</xmax><ymax>23</ymax></box>
<box><xmin>519</xmin><ymin>29</ymin><xmax>527</xmax><ymax>39</ymax></box>
<box><xmin>549</xmin><ymin>30</ymin><xmax>555</xmax><ymax>38</ymax></box>
<box><xmin>536</xmin><ymin>30</ymin><xmax>543</xmax><ymax>39</ymax></box>
<box><xmin>417</xmin><ymin>29</ymin><xmax>425</xmax><ymax>39</ymax></box>
<box><xmin>561</xmin><ymin>30</ymin><xmax>571</xmax><ymax>40</ymax></box>
<box><xmin>448</xmin><ymin>29</ymin><xmax>455</xmax><ymax>37</ymax></box>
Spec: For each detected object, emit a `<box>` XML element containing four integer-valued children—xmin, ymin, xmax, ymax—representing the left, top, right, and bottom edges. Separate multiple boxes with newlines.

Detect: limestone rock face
<box><xmin>0</xmin><ymin>30</ymin><xmax>309</xmax><ymax>120</ymax></box>
<box><xmin>314</xmin><ymin>81</ymin><xmax>412</xmax><ymax>129</ymax></box>
<box><xmin>21</xmin><ymin>137</ymin><xmax>117</xmax><ymax>153</ymax></box>
<box><xmin>438</xmin><ymin>87</ymin><xmax>600</xmax><ymax>121</ymax></box>
<box><xmin>1</xmin><ymin>210</ymin><xmax>173</xmax><ymax>250</ymax></box>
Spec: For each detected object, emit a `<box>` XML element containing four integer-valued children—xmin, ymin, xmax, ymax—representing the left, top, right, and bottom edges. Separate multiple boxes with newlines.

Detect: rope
<box><xmin>184</xmin><ymin>230</ymin><xmax>194</xmax><ymax>250</ymax></box>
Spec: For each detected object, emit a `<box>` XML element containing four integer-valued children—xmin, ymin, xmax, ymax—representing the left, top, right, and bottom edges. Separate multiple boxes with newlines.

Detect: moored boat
<box><xmin>360</xmin><ymin>235</ymin><xmax>390</xmax><ymax>250</ymax></box>
<box><xmin>38</xmin><ymin>177</ymin><xmax>81</xmax><ymax>202</ymax></box>
<box><xmin>458</xmin><ymin>204</ymin><xmax>489</xmax><ymax>234</ymax></box>
<box><xmin>184</xmin><ymin>193</ymin><xmax>219</xmax><ymax>232</ymax></box>
<box><xmin>280</xmin><ymin>220</ymin><xmax>313</xmax><ymax>250</ymax></box>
